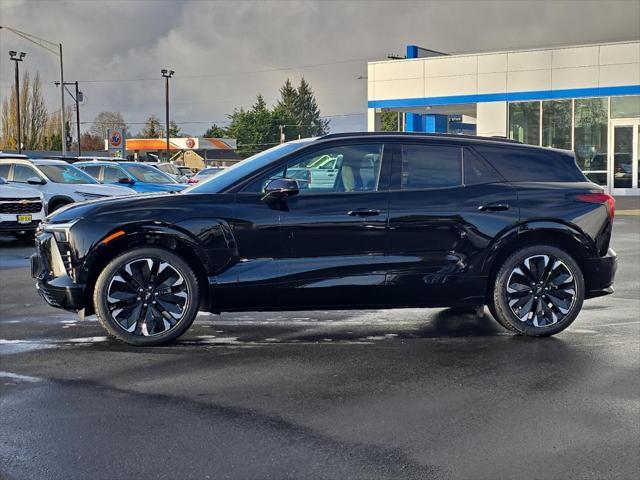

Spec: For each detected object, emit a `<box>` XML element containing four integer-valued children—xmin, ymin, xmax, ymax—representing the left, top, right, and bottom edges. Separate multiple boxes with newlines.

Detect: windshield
<box><xmin>186</xmin><ymin>140</ymin><xmax>313</xmax><ymax>194</ymax></box>
<box><xmin>124</xmin><ymin>164</ymin><xmax>177</xmax><ymax>184</ymax></box>
<box><xmin>38</xmin><ymin>164</ymin><xmax>99</xmax><ymax>184</ymax></box>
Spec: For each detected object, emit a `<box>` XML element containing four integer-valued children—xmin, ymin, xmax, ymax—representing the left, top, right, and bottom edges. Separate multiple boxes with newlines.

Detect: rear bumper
<box><xmin>584</xmin><ymin>248</ymin><xmax>617</xmax><ymax>299</ymax></box>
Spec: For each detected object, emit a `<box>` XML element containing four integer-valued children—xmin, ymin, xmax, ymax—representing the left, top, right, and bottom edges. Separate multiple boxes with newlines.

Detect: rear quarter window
<box><xmin>474</xmin><ymin>145</ymin><xmax>586</xmax><ymax>182</ymax></box>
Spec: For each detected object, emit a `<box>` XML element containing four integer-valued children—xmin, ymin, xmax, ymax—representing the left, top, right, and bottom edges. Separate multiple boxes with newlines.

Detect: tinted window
<box><xmin>242</xmin><ymin>144</ymin><xmax>384</xmax><ymax>194</ymax></box>
<box><xmin>12</xmin><ymin>164</ymin><xmax>41</xmax><ymax>183</ymax></box>
<box><xmin>80</xmin><ymin>165</ymin><xmax>102</xmax><ymax>179</ymax></box>
<box><xmin>464</xmin><ymin>148</ymin><xmax>502</xmax><ymax>185</ymax></box>
<box><xmin>474</xmin><ymin>145</ymin><xmax>587</xmax><ymax>182</ymax></box>
<box><xmin>0</xmin><ymin>164</ymin><xmax>10</xmax><ymax>180</ymax></box>
<box><xmin>400</xmin><ymin>144</ymin><xmax>461</xmax><ymax>189</ymax></box>
<box><xmin>103</xmin><ymin>166</ymin><xmax>126</xmax><ymax>183</ymax></box>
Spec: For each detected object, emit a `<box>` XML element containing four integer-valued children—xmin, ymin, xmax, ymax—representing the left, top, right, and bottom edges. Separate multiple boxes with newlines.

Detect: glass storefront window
<box><xmin>611</xmin><ymin>95</ymin><xmax>640</xmax><ymax>118</ymax></box>
<box><xmin>574</xmin><ymin>98</ymin><xmax>608</xmax><ymax>186</ymax></box>
<box><xmin>542</xmin><ymin>100</ymin><xmax>572</xmax><ymax>149</ymax></box>
<box><xmin>509</xmin><ymin>101</ymin><xmax>540</xmax><ymax>146</ymax></box>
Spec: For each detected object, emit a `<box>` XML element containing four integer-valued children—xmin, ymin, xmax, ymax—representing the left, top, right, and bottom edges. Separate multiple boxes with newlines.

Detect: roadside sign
<box><xmin>107</xmin><ymin>128</ymin><xmax>126</xmax><ymax>158</ymax></box>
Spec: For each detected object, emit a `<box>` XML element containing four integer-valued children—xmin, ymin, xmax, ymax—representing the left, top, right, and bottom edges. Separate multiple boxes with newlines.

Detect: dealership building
<box><xmin>367</xmin><ymin>40</ymin><xmax>640</xmax><ymax>196</ymax></box>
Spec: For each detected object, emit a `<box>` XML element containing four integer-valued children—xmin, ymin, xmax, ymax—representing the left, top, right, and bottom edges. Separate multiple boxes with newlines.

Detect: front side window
<box><xmin>243</xmin><ymin>144</ymin><xmax>384</xmax><ymax>194</ymax></box>
<box><xmin>12</xmin><ymin>164</ymin><xmax>41</xmax><ymax>183</ymax></box>
<box><xmin>400</xmin><ymin>144</ymin><xmax>462</xmax><ymax>189</ymax></box>
<box><xmin>37</xmin><ymin>164</ymin><xmax>97</xmax><ymax>184</ymax></box>
<box><xmin>509</xmin><ymin>101</ymin><xmax>541</xmax><ymax>146</ymax></box>
<box><xmin>102</xmin><ymin>166</ymin><xmax>126</xmax><ymax>183</ymax></box>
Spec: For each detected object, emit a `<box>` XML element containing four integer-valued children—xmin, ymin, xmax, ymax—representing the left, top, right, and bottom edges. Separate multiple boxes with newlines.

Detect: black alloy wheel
<box><xmin>94</xmin><ymin>248</ymin><xmax>200</xmax><ymax>345</ymax></box>
<box><xmin>491</xmin><ymin>245</ymin><xmax>585</xmax><ymax>337</ymax></box>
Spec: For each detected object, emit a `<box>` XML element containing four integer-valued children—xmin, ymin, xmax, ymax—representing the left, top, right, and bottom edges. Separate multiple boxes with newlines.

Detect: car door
<box><xmin>386</xmin><ymin>142</ymin><xmax>519</xmax><ymax>306</ymax></box>
<box><xmin>274</xmin><ymin>141</ymin><xmax>391</xmax><ymax>308</ymax></box>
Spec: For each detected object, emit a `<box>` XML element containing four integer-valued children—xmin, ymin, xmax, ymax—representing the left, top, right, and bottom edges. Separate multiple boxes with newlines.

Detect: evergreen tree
<box><xmin>295</xmin><ymin>77</ymin><xmax>329</xmax><ymax>138</ymax></box>
<box><xmin>169</xmin><ymin>120</ymin><xmax>181</xmax><ymax>137</ymax></box>
<box><xmin>204</xmin><ymin>123</ymin><xmax>227</xmax><ymax>138</ymax></box>
<box><xmin>380</xmin><ymin>110</ymin><xmax>400</xmax><ymax>131</ymax></box>
<box><xmin>273</xmin><ymin>78</ymin><xmax>299</xmax><ymax>141</ymax></box>
<box><xmin>139</xmin><ymin>115</ymin><xmax>163</xmax><ymax>138</ymax></box>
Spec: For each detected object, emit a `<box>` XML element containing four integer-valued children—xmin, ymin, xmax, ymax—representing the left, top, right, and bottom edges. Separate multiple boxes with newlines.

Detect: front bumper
<box><xmin>31</xmin><ymin>233</ymin><xmax>85</xmax><ymax>311</ymax></box>
<box><xmin>584</xmin><ymin>248</ymin><xmax>617</xmax><ymax>299</ymax></box>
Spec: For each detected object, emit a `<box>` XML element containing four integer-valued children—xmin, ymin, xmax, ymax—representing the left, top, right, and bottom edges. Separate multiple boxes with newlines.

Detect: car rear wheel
<box><xmin>94</xmin><ymin>248</ymin><xmax>200</xmax><ymax>346</ymax></box>
<box><xmin>490</xmin><ymin>245</ymin><xmax>585</xmax><ymax>337</ymax></box>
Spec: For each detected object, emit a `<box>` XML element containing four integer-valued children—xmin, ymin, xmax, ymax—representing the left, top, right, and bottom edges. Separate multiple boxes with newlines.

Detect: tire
<box><xmin>490</xmin><ymin>245</ymin><xmax>585</xmax><ymax>337</ymax></box>
<box><xmin>93</xmin><ymin>247</ymin><xmax>200</xmax><ymax>346</ymax></box>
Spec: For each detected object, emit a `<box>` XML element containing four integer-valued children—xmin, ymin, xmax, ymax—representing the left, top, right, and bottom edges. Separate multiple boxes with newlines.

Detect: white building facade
<box><xmin>367</xmin><ymin>41</ymin><xmax>640</xmax><ymax>196</ymax></box>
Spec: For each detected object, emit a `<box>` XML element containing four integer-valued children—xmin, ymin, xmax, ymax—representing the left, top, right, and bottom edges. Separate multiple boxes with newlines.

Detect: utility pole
<box><xmin>55</xmin><ymin>80</ymin><xmax>83</xmax><ymax>155</ymax></box>
<box><xmin>279</xmin><ymin>125</ymin><xmax>285</xmax><ymax>144</ymax></box>
<box><xmin>9</xmin><ymin>51</ymin><xmax>26</xmax><ymax>153</ymax></box>
<box><xmin>0</xmin><ymin>26</ymin><xmax>66</xmax><ymax>155</ymax></box>
<box><xmin>161</xmin><ymin>69</ymin><xmax>174</xmax><ymax>161</ymax></box>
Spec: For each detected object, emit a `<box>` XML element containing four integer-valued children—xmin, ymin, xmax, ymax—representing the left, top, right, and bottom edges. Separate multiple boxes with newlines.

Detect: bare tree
<box><xmin>90</xmin><ymin>111</ymin><xmax>128</xmax><ymax>139</ymax></box>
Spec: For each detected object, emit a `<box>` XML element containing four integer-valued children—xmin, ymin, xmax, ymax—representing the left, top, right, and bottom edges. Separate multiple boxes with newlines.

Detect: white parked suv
<box><xmin>0</xmin><ymin>176</ymin><xmax>45</xmax><ymax>239</ymax></box>
<box><xmin>0</xmin><ymin>157</ymin><xmax>134</xmax><ymax>213</ymax></box>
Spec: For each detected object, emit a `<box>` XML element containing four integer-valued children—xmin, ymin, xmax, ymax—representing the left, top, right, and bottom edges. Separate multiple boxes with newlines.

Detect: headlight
<box><xmin>43</xmin><ymin>219</ymin><xmax>80</xmax><ymax>243</ymax></box>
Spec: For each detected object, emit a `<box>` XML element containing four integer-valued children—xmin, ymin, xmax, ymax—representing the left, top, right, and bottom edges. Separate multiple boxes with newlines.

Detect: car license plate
<box><xmin>17</xmin><ymin>214</ymin><xmax>32</xmax><ymax>224</ymax></box>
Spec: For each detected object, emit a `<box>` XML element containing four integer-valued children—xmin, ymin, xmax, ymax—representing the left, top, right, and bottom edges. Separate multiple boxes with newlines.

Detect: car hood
<box><xmin>47</xmin><ymin>191</ymin><xmax>189</xmax><ymax>223</ymax></box>
<box><xmin>75</xmin><ymin>184</ymin><xmax>135</xmax><ymax>196</ymax></box>
<box><xmin>1</xmin><ymin>183</ymin><xmax>43</xmax><ymax>199</ymax></box>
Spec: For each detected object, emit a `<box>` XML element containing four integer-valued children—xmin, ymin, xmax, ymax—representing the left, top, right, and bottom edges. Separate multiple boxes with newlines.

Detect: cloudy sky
<box><xmin>1</xmin><ymin>0</ymin><xmax>639</xmax><ymax>136</ymax></box>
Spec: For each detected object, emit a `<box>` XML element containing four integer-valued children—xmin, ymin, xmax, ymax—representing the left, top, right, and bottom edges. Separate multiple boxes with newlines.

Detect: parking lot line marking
<box><xmin>0</xmin><ymin>371</ymin><xmax>42</xmax><ymax>383</ymax></box>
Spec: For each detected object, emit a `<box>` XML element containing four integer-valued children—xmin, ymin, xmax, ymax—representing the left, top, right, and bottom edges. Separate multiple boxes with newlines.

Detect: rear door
<box><xmin>386</xmin><ymin>141</ymin><xmax>518</xmax><ymax>306</ymax></box>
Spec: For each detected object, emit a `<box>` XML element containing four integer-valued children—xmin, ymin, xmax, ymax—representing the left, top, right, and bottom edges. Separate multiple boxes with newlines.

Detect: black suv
<box><xmin>32</xmin><ymin>133</ymin><xmax>617</xmax><ymax>346</ymax></box>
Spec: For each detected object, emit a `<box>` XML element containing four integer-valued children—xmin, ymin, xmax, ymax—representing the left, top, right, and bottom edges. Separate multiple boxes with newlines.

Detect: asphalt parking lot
<box><xmin>1</xmin><ymin>217</ymin><xmax>638</xmax><ymax>480</ymax></box>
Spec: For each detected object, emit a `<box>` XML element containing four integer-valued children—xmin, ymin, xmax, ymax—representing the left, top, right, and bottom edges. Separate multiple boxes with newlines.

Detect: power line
<box><xmin>75</xmin><ymin>56</ymin><xmax>375</xmax><ymax>84</ymax></box>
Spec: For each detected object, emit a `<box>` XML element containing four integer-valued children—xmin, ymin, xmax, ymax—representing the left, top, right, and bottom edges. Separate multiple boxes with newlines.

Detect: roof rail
<box><xmin>318</xmin><ymin>131</ymin><xmax>522</xmax><ymax>144</ymax></box>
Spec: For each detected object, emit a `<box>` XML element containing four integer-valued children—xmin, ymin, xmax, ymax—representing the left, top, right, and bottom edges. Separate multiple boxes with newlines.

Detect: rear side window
<box><xmin>464</xmin><ymin>148</ymin><xmax>502</xmax><ymax>185</ymax></box>
<box><xmin>400</xmin><ymin>144</ymin><xmax>461</xmax><ymax>189</ymax></box>
<box><xmin>475</xmin><ymin>145</ymin><xmax>586</xmax><ymax>182</ymax></box>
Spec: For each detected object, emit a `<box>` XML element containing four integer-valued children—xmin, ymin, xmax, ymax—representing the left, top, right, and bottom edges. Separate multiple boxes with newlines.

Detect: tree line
<box><xmin>1</xmin><ymin>73</ymin><xmax>329</xmax><ymax>157</ymax></box>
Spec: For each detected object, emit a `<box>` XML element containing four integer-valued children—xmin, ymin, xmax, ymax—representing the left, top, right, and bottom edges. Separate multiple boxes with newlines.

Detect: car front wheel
<box><xmin>490</xmin><ymin>245</ymin><xmax>585</xmax><ymax>337</ymax></box>
<box><xmin>94</xmin><ymin>248</ymin><xmax>200</xmax><ymax>346</ymax></box>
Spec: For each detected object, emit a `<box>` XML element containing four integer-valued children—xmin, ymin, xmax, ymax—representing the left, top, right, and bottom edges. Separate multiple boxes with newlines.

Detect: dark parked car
<box><xmin>32</xmin><ymin>133</ymin><xmax>617</xmax><ymax>346</ymax></box>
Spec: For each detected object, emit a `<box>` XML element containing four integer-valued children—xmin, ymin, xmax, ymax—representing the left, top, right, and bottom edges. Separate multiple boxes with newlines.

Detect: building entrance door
<box><xmin>609</xmin><ymin>119</ymin><xmax>640</xmax><ymax>196</ymax></box>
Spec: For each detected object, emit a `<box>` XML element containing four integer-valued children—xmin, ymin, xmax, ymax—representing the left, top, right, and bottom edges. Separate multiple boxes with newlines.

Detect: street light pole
<box><xmin>75</xmin><ymin>81</ymin><xmax>81</xmax><ymax>155</ymax></box>
<box><xmin>59</xmin><ymin>42</ymin><xmax>66</xmax><ymax>156</ymax></box>
<box><xmin>9</xmin><ymin>50</ymin><xmax>26</xmax><ymax>154</ymax></box>
<box><xmin>161</xmin><ymin>69</ymin><xmax>174</xmax><ymax>162</ymax></box>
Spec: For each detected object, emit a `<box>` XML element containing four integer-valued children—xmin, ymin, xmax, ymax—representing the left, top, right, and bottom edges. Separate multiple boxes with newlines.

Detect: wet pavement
<box><xmin>1</xmin><ymin>218</ymin><xmax>639</xmax><ymax>479</ymax></box>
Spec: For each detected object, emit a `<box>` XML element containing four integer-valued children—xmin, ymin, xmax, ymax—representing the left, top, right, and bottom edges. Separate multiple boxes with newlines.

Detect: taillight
<box><xmin>576</xmin><ymin>192</ymin><xmax>615</xmax><ymax>222</ymax></box>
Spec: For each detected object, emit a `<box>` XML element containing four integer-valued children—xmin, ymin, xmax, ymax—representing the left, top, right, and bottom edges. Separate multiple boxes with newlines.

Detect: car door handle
<box><xmin>477</xmin><ymin>203</ymin><xmax>510</xmax><ymax>212</ymax></box>
<box><xmin>348</xmin><ymin>208</ymin><xmax>381</xmax><ymax>217</ymax></box>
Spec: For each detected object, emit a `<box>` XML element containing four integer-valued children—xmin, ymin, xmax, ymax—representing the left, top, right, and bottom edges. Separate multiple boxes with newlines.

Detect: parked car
<box><xmin>75</xmin><ymin>161</ymin><xmax>187</xmax><ymax>193</ymax></box>
<box><xmin>0</xmin><ymin>176</ymin><xmax>45</xmax><ymax>239</ymax></box>
<box><xmin>32</xmin><ymin>133</ymin><xmax>617</xmax><ymax>346</ymax></box>
<box><xmin>143</xmin><ymin>161</ymin><xmax>188</xmax><ymax>183</ymax></box>
<box><xmin>0</xmin><ymin>158</ymin><xmax>134</xmax><ymax>213</ymax></box>
<box><xmin>177</xmin><ymin>166</ymin><xmax>195</xmax><ymax>179</ymax></box>
<box><xmin>187</xmin><ymin>167</ymin><xmax>225</xmax><ymax>184</ymax></box>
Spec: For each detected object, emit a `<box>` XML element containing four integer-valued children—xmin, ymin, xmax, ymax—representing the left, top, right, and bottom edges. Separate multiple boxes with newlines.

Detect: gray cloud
<box><xmin>1</xmin><ymin>0</ymin><xmax>639</xmax><ymax>136</ymax></box>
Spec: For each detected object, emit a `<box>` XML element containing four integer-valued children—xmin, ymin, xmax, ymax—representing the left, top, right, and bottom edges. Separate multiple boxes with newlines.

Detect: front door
<box><xmin>610</xmin><ymin>119</ymin><xmax>640</xmax><ymax>195</ymax></box>
<box><xmin>278</xmin><ymin>142</ymin><xmax>391</xmax><ymax>308</ymax></box>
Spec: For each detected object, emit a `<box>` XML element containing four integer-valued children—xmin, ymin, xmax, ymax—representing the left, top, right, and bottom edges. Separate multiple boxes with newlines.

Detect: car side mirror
<box><xmin>261</xmin><ymin>177</ymin><xmax>299</xmax><ymax>202</ymax></box>
<box><xmin>118</xmin><ymin>177</ymin><xmax>134</xmax><ymax>185</ymax></box>
<box><xmin>27</xmin><ymin>176</ymin><xmax>45</xmax><ymax>185</ymax></box>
